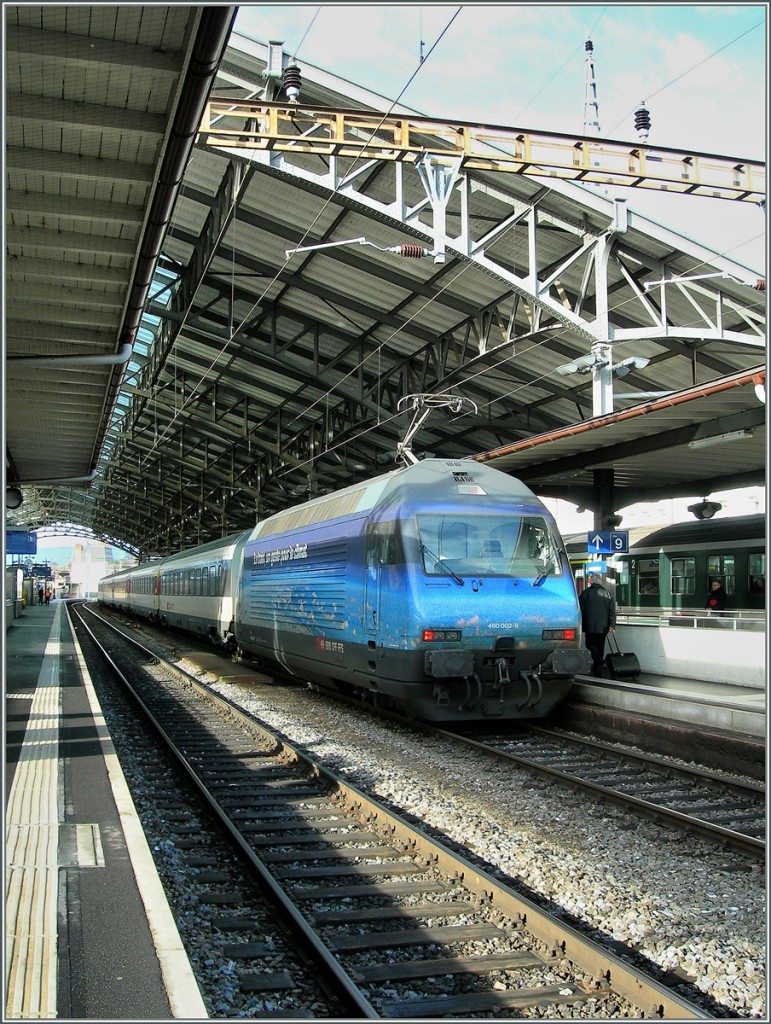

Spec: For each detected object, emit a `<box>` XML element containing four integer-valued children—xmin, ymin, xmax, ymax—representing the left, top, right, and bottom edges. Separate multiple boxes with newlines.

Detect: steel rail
<box><xmin>73</xmin><ymin>604</ymin><xmax>379</xmax><ymax>1018</ymax></box>
<box><xmin>76</xmin><ymin>604</ymin><xmax>714</xmax><ymax>1018</ymax></box>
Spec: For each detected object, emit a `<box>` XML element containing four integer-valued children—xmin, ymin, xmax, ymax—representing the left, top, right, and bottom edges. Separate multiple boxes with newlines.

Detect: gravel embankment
<box><xmin>192</xmin><ymin>672</ymin><xmax>766</xmax><ymax>1019</ymax></box>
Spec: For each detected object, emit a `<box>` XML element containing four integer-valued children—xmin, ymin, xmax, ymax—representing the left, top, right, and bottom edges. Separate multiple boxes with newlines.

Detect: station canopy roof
<box><xmin>4</xmin><ymin>12</ymin><xmax>766</xmax><ymax>557</ymax></box>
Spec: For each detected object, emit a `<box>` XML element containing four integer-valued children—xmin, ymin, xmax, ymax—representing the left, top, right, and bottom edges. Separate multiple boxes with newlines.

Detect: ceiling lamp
<box><xmin>688</xmin><ymin>429</ymin><xmax>755</xmax><ymax>450</ymax></box>
<box><xmin>5</xmin><ymin>487</ymin><xmax>23</xmax><ymax>509</ymax></box>
<box><xmin>687</xmin><ymin>500</ymin><xmax>723</xmax><ymax>520</ymax></box>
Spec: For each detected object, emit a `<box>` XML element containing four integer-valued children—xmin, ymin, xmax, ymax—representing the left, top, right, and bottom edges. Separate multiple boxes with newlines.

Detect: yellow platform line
<box><xmin>5</xmin><ymin>605</ymin><xmax>62</xmax><ymax>1019</ymax></box>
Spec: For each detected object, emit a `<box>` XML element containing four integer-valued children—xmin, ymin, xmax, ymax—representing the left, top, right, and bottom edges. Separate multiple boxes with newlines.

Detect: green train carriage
<box><xmin>625</xmin><ymin>514</ymin><xmax>765</xmax><ymax>612</ymax></box>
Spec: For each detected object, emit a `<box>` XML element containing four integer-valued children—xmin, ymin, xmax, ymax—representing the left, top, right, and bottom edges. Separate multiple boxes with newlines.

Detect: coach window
<box><xmin>637</xmin><ymin>559</ymin><xmax>659</xmax><ymax>596</ymax></box>
<box><xmin>670</xmin><ymin>557</ymin><xmax>695</xmax><ymax>596</ymax></box>
<box><xmin>202</xmin><ymin>566</ymin><xmax>209</xmax><ymax>595</ymax></box>
<box><xmin>748</xmin><ymin>553</ymin><xmax>765</xmax><ymax>594</ymax></box>
<box><xmin>707</xmin><ymin>554</ymin><xmax>735</xmax><ymax>595</ymax></box>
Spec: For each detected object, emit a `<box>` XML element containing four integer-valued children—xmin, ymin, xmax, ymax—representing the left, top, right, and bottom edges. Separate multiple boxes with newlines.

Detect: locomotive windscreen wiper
<box><xmin>532</xmin><ymin>560</ymin><xmax>556</xmax><ymax>587</ymax></box>
<box><xmin>420</xmin><ymin>543</ymin><xmax>465</xmax><ymax>586</ymax></box>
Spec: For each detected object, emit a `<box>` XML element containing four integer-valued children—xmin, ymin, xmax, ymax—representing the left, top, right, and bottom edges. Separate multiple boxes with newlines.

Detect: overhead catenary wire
<box><xmin>513</xmin><ymin>6</ymin><xmax>607</xmax><ymax>121</ymax></box>
<box><xmin>603</xmin><ymin>17</ymin><xmax>765</xmax><ymax>138</ymax></box>
<box><xmin>136</xmin><ymin>9</ymin><xmax>763</xmax><ymax>495</ymax></box>
<box><xmin>144</xmin><ymin>6</ymin><xmax>464</xmax><ymax>458</ymax></box>
<box><xmin>291</xmin><ymin>6</ymin><xmax>321</xmax><ymax>62</ymax></box>
<box><xmin>284</xmin><ymin>210</ymin><xmax>765</xmax><ymax>441</ymax></box>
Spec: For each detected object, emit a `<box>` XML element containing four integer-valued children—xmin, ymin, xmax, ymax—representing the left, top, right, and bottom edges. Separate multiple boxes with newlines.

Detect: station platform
<box><xmin>572</xmin><ymin>668</ymin><xmax>766</xmax><ymax>738</ymax></box>
<box><xmin>4</xmin><ymin>601</ymin><xmax>206</xmax><ymax>1020</ymax></box>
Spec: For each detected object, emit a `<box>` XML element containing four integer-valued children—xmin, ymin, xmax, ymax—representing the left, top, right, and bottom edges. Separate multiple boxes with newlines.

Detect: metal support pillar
<box><xmin>591</xmin><ymin>341</ymin><xmax>614</xmax><ymax>416</ymax></box>
<box><xmin>592</xmin><ymin>467</ymin><xmax>618</xmax><ymax>530</ymax></box>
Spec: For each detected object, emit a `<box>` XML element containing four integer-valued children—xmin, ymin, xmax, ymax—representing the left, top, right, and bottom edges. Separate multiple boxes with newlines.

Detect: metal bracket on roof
<box><xmin>261</xmin><ymin>41</ymin><xmax>286</xmax><ymax>100</ymax></box>
<box><xmin>395</xmin><ymin>393</ymin><xmax>478</xmax><ymax>465</ymax></box>
<box><xmin>415</xmin><ymin>155</ymin><xmax>462</xmax><ymax>264</ymax></box>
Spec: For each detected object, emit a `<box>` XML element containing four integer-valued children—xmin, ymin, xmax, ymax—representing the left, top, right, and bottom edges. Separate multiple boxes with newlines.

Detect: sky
<box><xmin>235</xmin><ymin>2</ymin><xmax>767</xmax><ymax>271</ymax></box>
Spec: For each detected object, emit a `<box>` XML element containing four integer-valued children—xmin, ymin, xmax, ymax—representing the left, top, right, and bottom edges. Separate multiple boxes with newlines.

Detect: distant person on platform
<box><xmin>579</xmin><ymin>571</ymin><xmax>616</xmax><ymax>676</ymax></box>
<box><xmin>705</xmin><ymin>579</ymin><xmax>727</xmax><ymax>615</ymax></box>
<box><xmin>44</xmin><ymin>587</ymin><xmax>51</xmax><ymax>606</ymax></box>
<box><xmin>38</xmin><ymin>586</ymin><xmax>44</xmax><ymax>605</ymax></box>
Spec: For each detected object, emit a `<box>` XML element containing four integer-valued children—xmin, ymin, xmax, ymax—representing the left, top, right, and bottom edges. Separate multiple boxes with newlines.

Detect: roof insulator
<box><xmin>283</xmin><ymin>63</ymin><xmax>301</xmax><ymax>103</ymax></box>
<box><xmin>634</xmin><ymin>102</ymin><xmax>651</xmax><ymax>143</ymax></box>
<box><xmin>397</xmin><ymin>244</ymin><xmax>433</xmax><ymax>258</ymax></box>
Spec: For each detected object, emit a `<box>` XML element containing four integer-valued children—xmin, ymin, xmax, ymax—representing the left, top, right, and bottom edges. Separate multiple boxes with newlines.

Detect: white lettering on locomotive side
<box><xmin>253</xmin><ymin>542</ymin><xmax>308</xmax><ymax>566</ymax></box>
<box><xmin>316</xmin><ymin>638</ymin><xmax>344</xmax><ymax>654</ymax></box>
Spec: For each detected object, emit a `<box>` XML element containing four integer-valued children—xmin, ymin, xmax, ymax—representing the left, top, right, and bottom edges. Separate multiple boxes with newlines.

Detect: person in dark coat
<box><xmin>578</xmin><ymin>572</ymin><xmax>616</xmax><ymax>675</ymax></box>
<box><xmin>705</xmin><ymin>579</ymin><xmax>727</xmax><ymax>614</ymax></box>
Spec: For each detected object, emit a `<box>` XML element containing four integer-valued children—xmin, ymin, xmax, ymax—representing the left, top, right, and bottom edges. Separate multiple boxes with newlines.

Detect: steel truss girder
<box><xmin>229</xmin><ymin>151</ymin><xmax>761</xmax><ymax>354</ymax></box>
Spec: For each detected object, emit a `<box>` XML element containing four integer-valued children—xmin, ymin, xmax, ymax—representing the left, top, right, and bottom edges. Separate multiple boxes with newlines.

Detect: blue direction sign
<box><xmin>587</xmin><ymin>530</ymin><xmax>629</xmax><ymax>554</ymax></box>
<box><xmin>6</xmin><ymin>530</ymin><xmax>37</xmax><ymax>555</ymax></box>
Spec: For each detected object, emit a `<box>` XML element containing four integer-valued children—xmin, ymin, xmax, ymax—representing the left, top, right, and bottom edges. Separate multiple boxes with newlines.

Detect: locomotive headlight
<box><xmin>542</xmin><ymin>628</ymin><xmax>577</xmax><ymax>640</ymax></box>
<box><xmin>422</xmin><ymin>628</ymin><xmax>462</xmax><ymax>642</ymax></box>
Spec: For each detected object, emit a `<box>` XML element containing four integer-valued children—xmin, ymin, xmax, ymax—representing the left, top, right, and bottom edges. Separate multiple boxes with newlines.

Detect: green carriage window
<box><xmin>670</xmin><ymin>557</ymin><xmax>695</xmax><ymax>595</ymax></box>
<box><xmin>707</xmin><ymin>554</ymin><xmax>735</xmax><ymax>595</ymax></box>
<box><xmin>748</xmin><ymin>553</ymin><xmax>765</xmax><ymax>594</ymax></box>
<box><xmin>637</xmin><ymin>558</ymin><xmax>659</xmax><ymax>596</ymax></box>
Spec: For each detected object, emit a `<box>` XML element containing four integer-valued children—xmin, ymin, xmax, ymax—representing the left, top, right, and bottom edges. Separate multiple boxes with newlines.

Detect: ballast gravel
<box><xmin>194</xmin><ymin>673</ymin><xmax>766</xmax><ymax>1020</ymax></box>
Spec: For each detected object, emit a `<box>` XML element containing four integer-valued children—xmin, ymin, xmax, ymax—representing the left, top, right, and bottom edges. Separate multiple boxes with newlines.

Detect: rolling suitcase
<box><xmin>605</xmin><ymin>633</ymin><xmax>641</xmax><ymax>680</ymax></box>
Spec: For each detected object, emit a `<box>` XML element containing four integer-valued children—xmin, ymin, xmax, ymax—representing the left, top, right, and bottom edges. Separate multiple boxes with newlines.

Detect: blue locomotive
<box><xmin>99</xmin><ymin>459</ymin><xmax>590</xmax><ymax>722</ymax></box>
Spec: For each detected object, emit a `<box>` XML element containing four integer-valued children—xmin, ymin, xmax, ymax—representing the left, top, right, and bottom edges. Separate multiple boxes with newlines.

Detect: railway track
<box><xmin>439</xmin><ymin>724</ymin><xmax>765</xmax><ymax>860</ymax></box>
<box><xmin>71</xmin><ymin>603</ymin><xmax>711</xmax><ymax>1019</ymax></box>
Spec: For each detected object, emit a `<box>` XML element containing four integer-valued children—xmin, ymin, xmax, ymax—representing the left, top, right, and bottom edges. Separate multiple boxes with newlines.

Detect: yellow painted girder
<box><xmin>200</xmin><ymin>100</ymin><xmax>765</xmax><ymax>203</ymax></box>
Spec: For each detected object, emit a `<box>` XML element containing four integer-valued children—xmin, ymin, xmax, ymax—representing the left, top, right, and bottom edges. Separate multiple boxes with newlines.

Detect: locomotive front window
<box><xmin>416</xmin><ymin>514</ymin><xmax>562</xmax><ymax>578</ymax></box>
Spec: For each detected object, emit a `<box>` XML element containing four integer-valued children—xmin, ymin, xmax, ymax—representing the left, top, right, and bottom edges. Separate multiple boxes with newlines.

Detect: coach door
<box><xmin>364</xmin><ymin>525</ymin><xmax>382</xmax><ymax>636</ymax></box>
<box><xmin>364</xmin><ymin>522</ymin><xmax>403</xmax><ymax>638</ymax></box>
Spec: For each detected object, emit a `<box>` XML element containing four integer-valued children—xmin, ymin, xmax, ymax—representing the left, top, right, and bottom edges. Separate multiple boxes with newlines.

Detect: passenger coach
<box><xmin>625</xmin><ymin>514</ymin><xmax>765</xmax><ymax>612</ymax></box>
<box><xmin>156</xmin><ymin>532</ymin><xmax>248</xmax><ymax>645</ymax></box>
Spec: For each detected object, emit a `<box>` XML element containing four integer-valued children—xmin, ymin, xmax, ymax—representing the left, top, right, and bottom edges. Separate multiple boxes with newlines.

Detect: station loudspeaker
<box><xmin>687</xmin><ymin>499</ymin><xmax>722</xmax><ymax>520</ymax></box>
<box><xmin>604</xmin><ymin>514</ymin><xmax>623</xmax><ymax>528</ymax></box>
<box><xmin>5</xmin><ymin>486</ymin><xmax>23</xmax><ymax>509</ymax></box>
